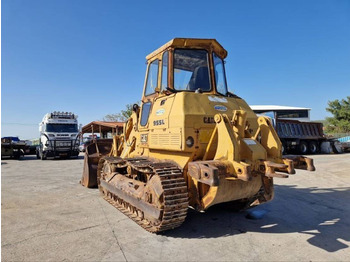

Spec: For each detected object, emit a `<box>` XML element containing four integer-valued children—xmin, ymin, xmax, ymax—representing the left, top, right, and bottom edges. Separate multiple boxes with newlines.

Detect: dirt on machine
<box><xmin>81</xmin><ymin>38</ymin><xmax>315</xmax><ymax>233</ymax></box>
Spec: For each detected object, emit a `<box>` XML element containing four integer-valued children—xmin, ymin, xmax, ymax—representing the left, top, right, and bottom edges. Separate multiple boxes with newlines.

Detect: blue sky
<box><xmin>2</xmin><ymin>0</ymin><xmax>350</xmax><ymax>139</ymax></box>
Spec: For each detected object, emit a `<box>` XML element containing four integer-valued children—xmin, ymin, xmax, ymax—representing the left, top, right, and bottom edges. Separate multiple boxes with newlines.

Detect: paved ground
<box><xmin>2</xmin><ymin>153</ymin><xmax>350</xmax><ymax>261</ymax></box>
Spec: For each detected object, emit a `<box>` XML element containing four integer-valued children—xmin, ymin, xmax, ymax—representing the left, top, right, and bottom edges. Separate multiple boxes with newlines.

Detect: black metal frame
<box><xmin>40</xmin><ymin>135</ymin><xmax>80</xmax><ymax>158</ymax></box>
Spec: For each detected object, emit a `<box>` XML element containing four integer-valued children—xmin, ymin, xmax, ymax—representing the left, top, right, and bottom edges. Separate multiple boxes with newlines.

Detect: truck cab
<box><xmin>37</xmin><ymin>111</ymin><xmax>80</xmax><ymax>159</ymax></box>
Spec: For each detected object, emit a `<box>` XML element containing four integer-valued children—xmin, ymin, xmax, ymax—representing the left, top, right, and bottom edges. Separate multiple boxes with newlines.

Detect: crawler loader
<box><xmin>81</xmin><ymin>38</ymin><xmax>315</xmax><ymax>232</ymax></box>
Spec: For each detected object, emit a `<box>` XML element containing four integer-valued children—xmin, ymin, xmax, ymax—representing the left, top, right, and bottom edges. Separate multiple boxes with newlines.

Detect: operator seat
<box><xmin>188</xmin><ymin>66</ymin><xmax>210</xmax><ymax>91</ymax></box>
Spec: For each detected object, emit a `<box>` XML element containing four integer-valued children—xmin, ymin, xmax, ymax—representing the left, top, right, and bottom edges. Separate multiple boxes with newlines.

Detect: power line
<box><xmin>1</xmin><ymin>122</ymin><xmax>37</xmax><ymax>126</ymax></box>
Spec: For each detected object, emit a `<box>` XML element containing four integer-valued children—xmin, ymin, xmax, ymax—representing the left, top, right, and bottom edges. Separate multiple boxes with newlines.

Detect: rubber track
<box><xmin>100</xmin><ymin>158</ymin><xmax>189</xmax><ymax>233</ymax></box>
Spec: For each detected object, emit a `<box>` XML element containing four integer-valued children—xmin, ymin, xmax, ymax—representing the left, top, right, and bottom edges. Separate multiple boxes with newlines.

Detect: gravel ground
<box><xmin>1</xmin><ymin>153</ymin><xmax>350</xmax><ymax>261</ymax></box>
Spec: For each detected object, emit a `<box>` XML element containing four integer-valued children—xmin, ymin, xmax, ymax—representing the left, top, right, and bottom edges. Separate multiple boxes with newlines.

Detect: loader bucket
<box><xmin>80</xmin><ymin>139</ymin><xmax>113</xmax><ymax>188</ymax></box>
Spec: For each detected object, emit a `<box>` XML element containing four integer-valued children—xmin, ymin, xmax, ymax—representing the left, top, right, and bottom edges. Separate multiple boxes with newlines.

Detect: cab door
<box><xmin>139</xmin><ymin>59</ymin><xmax>159</xmax><ymax>130</ymax></box>
<box><xmin>139</xmin><ymin>51</ymin><xmax>169</xmax><ymax>130</ymax></box>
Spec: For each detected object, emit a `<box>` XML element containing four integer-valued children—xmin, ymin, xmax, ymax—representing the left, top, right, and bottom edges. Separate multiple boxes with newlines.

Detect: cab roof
<box><xmin>146</xmin><ymin>38</ymin><xmax>228</xmax><ymax>61</ymax></box>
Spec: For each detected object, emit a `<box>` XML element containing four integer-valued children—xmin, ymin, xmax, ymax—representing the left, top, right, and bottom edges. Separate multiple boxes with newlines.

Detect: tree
<box><xmin>103</xmin><ymin>103</ymin><xmax>134</xmax><ymax>122</ymax></box>
<box><xmin>325</xmin><ymin>96</ymin><xmax>350</xmax><ymax>133</ymax></box>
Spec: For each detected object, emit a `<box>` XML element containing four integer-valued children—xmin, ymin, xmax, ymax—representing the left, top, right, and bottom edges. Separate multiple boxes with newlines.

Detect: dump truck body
<box><xmin>276</xmin><ymin>119</ymin><xmax>325</xmax><ymax>154</ymax></box>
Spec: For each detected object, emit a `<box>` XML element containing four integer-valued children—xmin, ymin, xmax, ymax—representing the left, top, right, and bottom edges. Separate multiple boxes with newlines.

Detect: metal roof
<box><xmin>146</xmin><ymin>38</ymin><xmax>228</xmax><ymax>60</ymax></box>
<box><xmin>81</xmin><ymin>121</ymin><xmax>124</xmax><ymax>134</ymax></box>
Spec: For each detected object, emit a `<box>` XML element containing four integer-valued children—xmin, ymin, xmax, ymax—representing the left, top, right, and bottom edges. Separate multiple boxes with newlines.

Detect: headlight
<box><xmin>186</xmin><ymin>136</ymin><xmax>194</xmax><ymax>148</ymax></box>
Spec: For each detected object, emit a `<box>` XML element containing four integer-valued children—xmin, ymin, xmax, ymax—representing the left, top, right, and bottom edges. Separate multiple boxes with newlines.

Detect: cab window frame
<box><xmin>172</xmin><ymin>48</ymin><xmax>212</xmax><ymax>92</ymax></box>
<box><xmin>161</xmin><ymin>51</ymin><xmax>169</xmax><ymax>91</ymax></box>
<box><xmin>144</xmin><ymin>59</ymin><xmax>160</xmax><ymax>97</ymax></box>
<box><xmin>213</xmin><ymin>52</ymin><xmax>228</xmax><ymax>96</ymax></box>
<box><xmin>140</xmin><ymin>102</ymin><xmax>152</xmax><ymax>127</ymax></box>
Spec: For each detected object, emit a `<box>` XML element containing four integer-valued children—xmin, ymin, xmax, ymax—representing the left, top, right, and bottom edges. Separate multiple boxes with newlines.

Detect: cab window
<box><xmin>173</xmin><ymin>49</ymin><xmax>211</xmax><ymax>92</ymax></box>
<box><xmin>140</xmin><ymin>102</ymin><xmax>152</xmax><ymax>126</ymax></box>
<box><xmin>145</xmin><ymin>59</ymin><xmax>159</xmax><ymax>96</ymax></box>
<box><xmin>161</xmin><ymin>51</ymin><xmax>168</xmax><ymax>90</ymax></box>
<box><xmin>213</xmin><ymin>52</ymin><xmax>228</xmax><ymax>95</ymax></box>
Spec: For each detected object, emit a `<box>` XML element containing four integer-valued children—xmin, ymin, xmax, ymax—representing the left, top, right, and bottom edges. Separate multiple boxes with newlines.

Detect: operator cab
<box><xmin>142</xmin><ymin>38</ymin><xmax>229</xmax><ymax>99</ymax></box>
<box><xmin>173</xmin><ymin>49</ymin><xmax>228</xmax><ymax>95</ymax></box>
<box><xmin>138</xmin><ymin>38</ymin><xmax>231</xmax><ymax>130</ymax></box>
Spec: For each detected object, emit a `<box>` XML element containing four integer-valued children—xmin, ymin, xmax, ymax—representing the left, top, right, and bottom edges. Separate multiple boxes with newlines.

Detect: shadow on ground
<box><xmin>164</xmin><ymin>185</ymin><xmax>350</xmax><ymax>253</ymax></box>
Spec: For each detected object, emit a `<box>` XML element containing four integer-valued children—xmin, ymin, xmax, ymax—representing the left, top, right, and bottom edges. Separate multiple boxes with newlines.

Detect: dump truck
<box><xmin>276</xmin><ymin>119</ymin><xmax>325</xmax><ymax>154</ymax></box>
<box><xmin>37</xmin><ymin>111</ymin><xmax>80</xmax><ymax>159</ymax></box>
<box><xmin>82</xmin><ymin>38</ymin><xmax>315</xmax><ymax>233</ymax></box>
<box><xmin>250</xmin><ymin>109</ymin><xmax>326</xmax><ymax>154</ymax></box>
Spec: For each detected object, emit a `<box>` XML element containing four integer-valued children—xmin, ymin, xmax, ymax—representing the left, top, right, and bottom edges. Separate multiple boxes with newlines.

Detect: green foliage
<box><xmin>325</xmin><ymin>96</ymin><xmax>350</xmax><ymax>133</ymax></box>
<box><xmin>103</xmin><ymin>104</ymin><xmax>134</xmax><ymax>122</ymax></box>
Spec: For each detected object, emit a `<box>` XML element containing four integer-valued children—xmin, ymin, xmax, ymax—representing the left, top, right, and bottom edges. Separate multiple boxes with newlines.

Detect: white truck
<box><xmin>37</xmin><ymin>111</ymin><xmax>80</xmax><ymax>159</ymax></box>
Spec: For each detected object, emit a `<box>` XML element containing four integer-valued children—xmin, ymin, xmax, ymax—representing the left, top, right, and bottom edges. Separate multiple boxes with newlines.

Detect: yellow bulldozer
<box><xmin>81</xmin><ymin>38</ymin><xmax>315</xmax><ymax>233</ymax></box>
